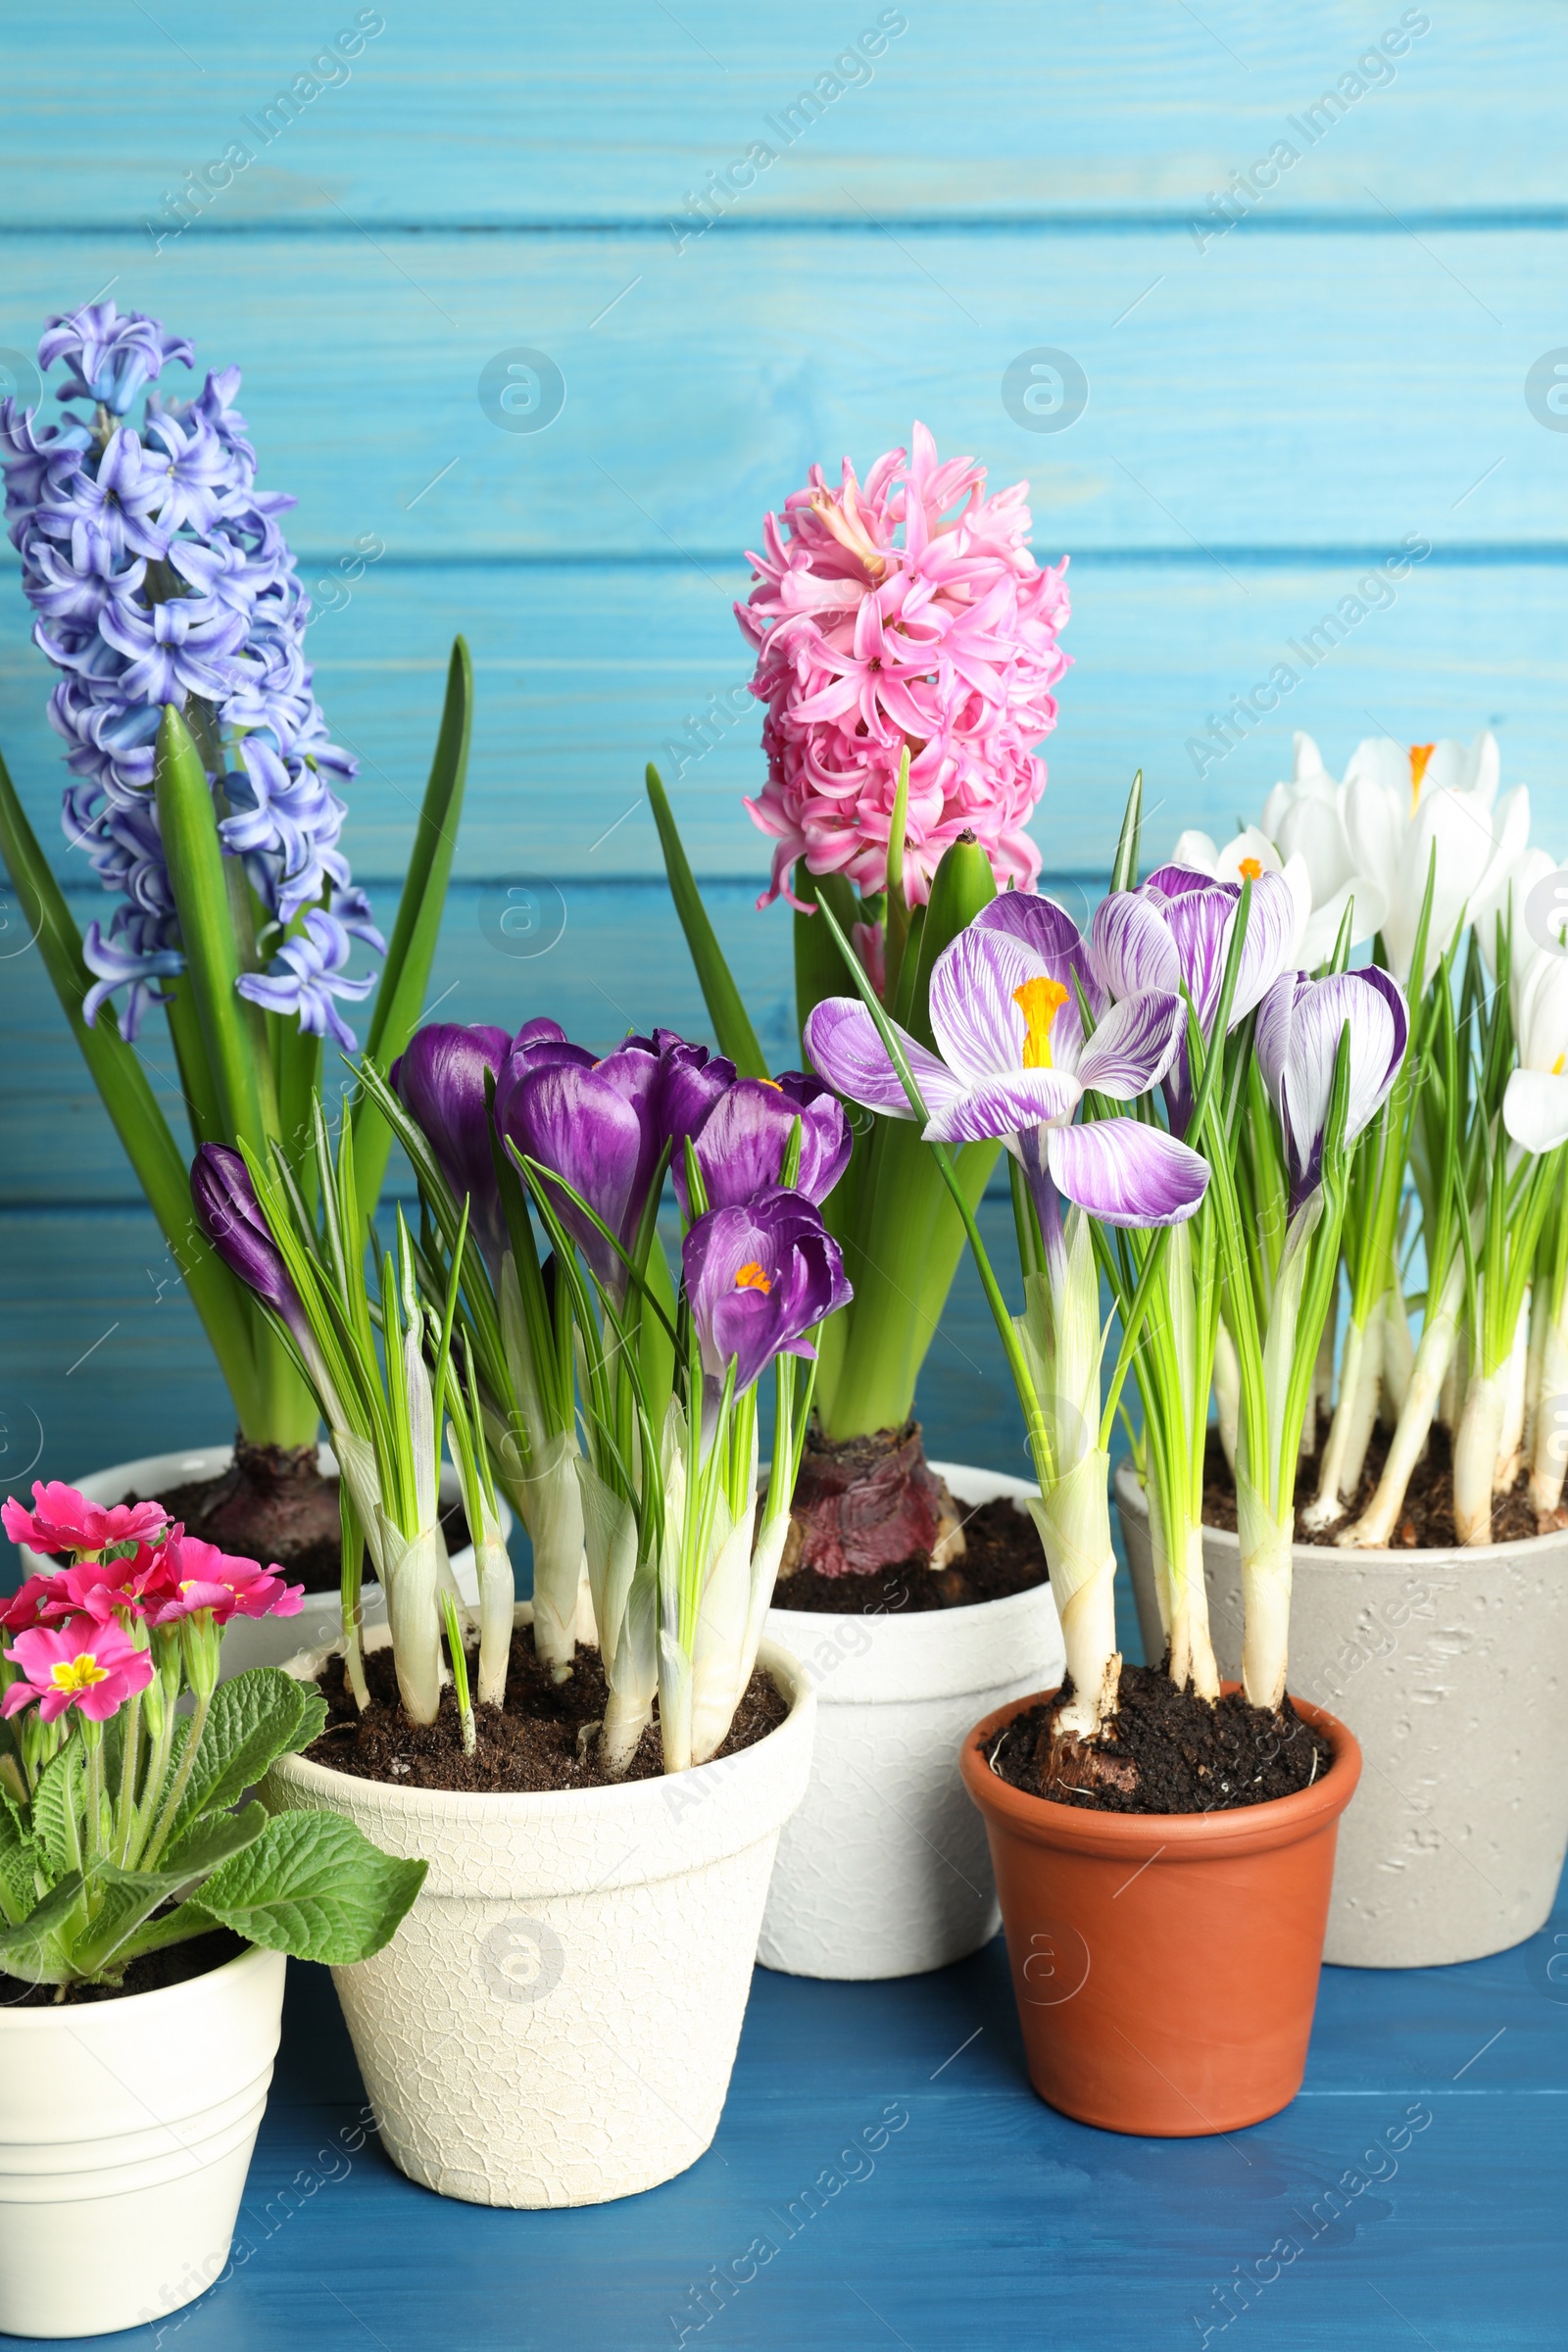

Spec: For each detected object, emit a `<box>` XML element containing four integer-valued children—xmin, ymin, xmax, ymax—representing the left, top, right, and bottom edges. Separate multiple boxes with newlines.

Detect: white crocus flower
<box><xmin>1339</xmin><ymin>729</ymin><xmax>1528</xmax><ymax>992</ymax></box>
<box><xmin>1168</xmin><ymin>823</ymin><xmax>1313</xmax><ymax>962</ymax></box>
<box><xmin>1259</xmin><ymin>732</ymin><xmax>1388</xmax><ymax>966</ymax></box>
<box><xmin>1504</xmin><ymin>952</ymin><xmax>1568</xmax><ymax>1155</ymax></box>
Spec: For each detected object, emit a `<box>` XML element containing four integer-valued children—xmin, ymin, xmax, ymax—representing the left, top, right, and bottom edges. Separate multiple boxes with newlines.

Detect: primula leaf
<box><xmin>646</xmin><ymin>761</ymin><xmax>769</xmax><ymax>1078</ymax></box>
<box><xmin>195</xmin><ymin>1811</ymin><xmax>427</xmax><ymax>1965</ymax></box>
<box><xmin>168</xmin><ymin>1667</ymin><xmax>325</xmax><ymax>1838</ymax></box>
<box><xmin>0</xmin><ymin>1874</ymin><xmax>87</xmax><ymax>1985</ymax></box>
<box><xmin>30</xmin><ymin>1742</ymin><xmax>83</xmax><ymax>1879</ymax></box>
<box><xmin>72</xmin><ymin>1805</ymin><xmax>270</xmax><ymax>1976</ymax></box>
<box><xmin>0</xmin><ymin>1796</ymin><xmax>44</xmax><ymax>1925</ymax></box>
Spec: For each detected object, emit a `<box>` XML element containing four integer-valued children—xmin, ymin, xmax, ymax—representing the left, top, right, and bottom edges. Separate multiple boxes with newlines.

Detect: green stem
<box><xmin>113</xmin><ymin>1688</ymin><xmax>143</xmax><ymax>1866</ymax></box>
<box><xmin>139</xmin><ymin>1690</ymin><xmax>210</xmax><ymax>1872</ymax></box>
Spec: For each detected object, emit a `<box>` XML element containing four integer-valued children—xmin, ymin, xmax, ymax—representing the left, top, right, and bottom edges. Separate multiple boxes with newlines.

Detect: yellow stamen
<box><xmin>1408</xmin><ymin>743</ymin><xmax>1436</xmax><ymax>810</ymax></box>
<box><xmin>50</xmin><ymin>1653</ymin><xmax>108</xmax><ymax>1694</ymax></box>
<box><xmin>734</xmin><ymin>1261</ymin><xmax>772</xmax><ymax>1295</ymax></box>
<box><xmin>1238</xmin><ymin>856</ymin><xmax>1263</xmax><ymax>882</ymax></box>
<box><xmin>1553</xmin><ymin>1053</ymin><xmax>1565</xmax><ymax>1077</ymax></box>
<box><xmin>759</xmin><ymin>1078</ymin><xmax>783</xmax><ymax>1090</ymax></box>
<box><xmin>1013</xmin><ymin>976</ymin><xmax>1070</xmax><ymax>1069</ymax></box>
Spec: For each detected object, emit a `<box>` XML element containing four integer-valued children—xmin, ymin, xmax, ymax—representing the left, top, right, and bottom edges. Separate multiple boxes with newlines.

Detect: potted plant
<box><xmin>0</xmin><ymin>1478</ymin><xmax>422</xmax><ymax>2337</ymax></box>
<box><xmin>1121</xmin><ymin>732</ymin><xmax>1568</xmax><ymax>1968</ymax></box>
<box><xmin>809</xmin><ymin>813</ymin><xmax>1369</xmax><ymax>2135</ymax></box>
<box><xmin>0</xmin><ymin>299</ymin><xmax>472</xmax><ymax>1606</ymax></box>
<box><xmin>191</xmin><ymin>1079</ymin><xmax>819</xmax><ymax>2208</ymax></box>
<box><xmin>646</xmin><ymin>425</ymin><xmax>1069</xmax><ymax>1978</ymax></box>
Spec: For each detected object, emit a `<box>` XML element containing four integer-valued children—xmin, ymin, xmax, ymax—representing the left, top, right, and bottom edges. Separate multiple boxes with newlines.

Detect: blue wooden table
<box><xmin>12</xmin><ymin>1877</ymin><xmax>1561</xmax><ymax>2352</ymax></box>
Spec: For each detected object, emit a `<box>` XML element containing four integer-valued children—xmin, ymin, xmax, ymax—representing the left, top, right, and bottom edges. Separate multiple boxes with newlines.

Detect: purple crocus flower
<box><xmin>191</xmin><ymin>1144</ymin><xmax>307</xmax><ymax>1332</ymax></box>
<box><xmin>1256</xmin><ymin>967</ymin><xmax>1408</xmax><ymax>1208</ymax></box>
<box><xmin>806</xmin><ymin>895</ymin><xmax>1208</xmax><ymax>1269</ymax></box>
<box><xmin>675</xmin><ymin>1071</ymin><xmax>850</xmax><ymax>1215</ymax></box>
<box><xmin>391</xmin><ymin>1022</ymin><xmax>513</xmax><ymax>1262</ymax></box>
<box><xmin>683</xmin><ymin>1187</ymin><xmax>852</xmax><ymax>1403</ymax></box>
<box><xmin>498</xmin><ymin>1043</ymin><xmax>663</xmax><ymax>1296</ymax></box>
<box><xmin>1090</xmin><ymin>863</ymin><xmax>1298</xmax><ymax>1136</ymax></box>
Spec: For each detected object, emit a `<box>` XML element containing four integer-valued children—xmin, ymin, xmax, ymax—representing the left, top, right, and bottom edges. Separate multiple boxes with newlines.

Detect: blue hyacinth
<box><xmin>0</xmin><ymin>301</ymin><xmax>382</xmax><ymax>1044</ymax></box>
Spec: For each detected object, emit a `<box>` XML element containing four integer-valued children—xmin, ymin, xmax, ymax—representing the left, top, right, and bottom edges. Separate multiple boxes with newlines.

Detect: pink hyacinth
<box><xmin>1</xmin><ymin>1480</ymin><xmax>167</xmax><ymax>1558</ymax></box>
<box><xmin>738</xmin><ymin>423</ymin><xmax>1070</xmax><ymax>912</ymax></box>
<box><xmin>147</xmin><ymin>1534</ymin><xmax>304</xmax><ymax>1627</ymax></box>
<box><xmin>3</xmin><ymin>1616</ymin><xmax>155</xmax><ymax>1724</ymax></box>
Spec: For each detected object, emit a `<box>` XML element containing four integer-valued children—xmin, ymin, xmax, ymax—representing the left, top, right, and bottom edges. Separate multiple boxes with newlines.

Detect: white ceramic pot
<box><xmin>1114</xmin><ymin>1461</ymin><xmax>1568</xmax><ymax>1967</ymax></box>
<box><xmin>264</xmin><ymin>1608</ymin><xmax>813</xmax><ymax>2208</ymax></box>
<box><xmin>15</xmin><ymin>1443</ymin><xmax>509</xmax><ymax>1680</ymax></box>
<box><xmin>758</xmin><ymin>1460</ymin><xmax>1064</xmax><ymax>1983</ymax></box>
<box><xmin>0</xmin><ymin>1940</ymin><xmax>285</xmax><ymax>2338</ymax></box>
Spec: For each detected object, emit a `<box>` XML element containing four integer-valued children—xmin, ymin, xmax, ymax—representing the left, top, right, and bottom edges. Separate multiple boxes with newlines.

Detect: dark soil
<box><xmin>0</xmin><ymin>1927</ymin><xmax>249</xmax><ymax>2007</ymax></box>
<box><xmin>1200</xmin><ymin>1424</ymin><xmax>1541</xmax><ymax>1549</ymax></box>
<box><xmin>987</xmin><ymin>1662</ymin><xmax>1333</xmax><ymax>1816</ymax></box>
<box><xmin>772</xmin><ymin>1495</ymin><xmax>1048</xmax><ymax>1615</ymax></box>
<box><xmin>305</xmin><ymin>1621</ymin><xmax>789</xmax><ymax>1793</ymax></box>
<box><xmin>116</xmin><ymin>1436</ymin><xmax>471</xmax><ymax>1591</ymax></box>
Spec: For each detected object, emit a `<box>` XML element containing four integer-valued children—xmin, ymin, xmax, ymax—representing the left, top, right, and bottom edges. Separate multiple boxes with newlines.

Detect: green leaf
<box><xmin>0</xmin><ymin>1874</ymin><xmax>87</xmax><ymax>1986</ymax></box>
<box><xmin>196</xmin><ymin>1811</ymin><xmax>427</xmax><ymax>1964</ymax></box>
<box><xmin>72</xmin><ymin>1805</ymin><xmax>270</xmax><ymax>1976</ymax></box>
<box><xmin>793</xmin><ymin>866</ymin><xmax>860</xmax><ymax>1057</ymax></box>
<box><xmin>153</xmin><ymin>705</ymin><xmax>268</xmax><ymax>1160</ymax></box>
<box><xmin>646</xmin><ymin>762</ymin><xmax>769</xmax><ymax>1077</ymax></box>
<box><xmin>899</xmin><ymin>834</ymin><xmax>997</xmax><ymax>1052</ymax></box>
<box><xmin>352</xmin><ymin>636</ymin><xmax>473</xmax><ymax>1213</ymax></box>
<box><xmin>30</xmin><ymin>1743</ymin><xmax>83</xmax><ymax>1879</ymax></box>
<box><xmin>0</xmin><ymin>741</ymin><xmax>263</xmax><ymax>1428</ymax></box>
<box><xmin>1110</xmin><ymin>768</ymin><xmax>1145</xmax><ymax>894</ymax></box>
<box><xmin>167</xmin><ymin>1668</ymin><xmax>323</xmax><ymax>1839</ymax></box>
<box><xmin>0</xmin><ymin>1797</ymin><xmax>44</xmax><ymax>1925</ymax></box>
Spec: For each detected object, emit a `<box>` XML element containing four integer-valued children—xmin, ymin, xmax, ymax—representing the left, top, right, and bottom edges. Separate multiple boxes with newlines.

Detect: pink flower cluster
<box><xmin>0</xmin><ymin>1482</ymin><xmax>303</xmax><ymax>1724</ymax></box>
<box><xmin>738</xmin><ymin>423</ymin><xmax>1070</xmax><ymax>914</ymax></box>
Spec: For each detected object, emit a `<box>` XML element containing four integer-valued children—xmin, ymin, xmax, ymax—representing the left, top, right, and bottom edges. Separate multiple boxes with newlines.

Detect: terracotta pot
<box><xmin>1115</xmin><ymin>1461</ymin><xmax>1568</xmax><ymax>1967</ymax></box>
<box><xmin>15</xmin><ymin>1442</ymin><xmax>509</xmax><ymax>1681</ymax></box>
<box><xmin>760</xmin><ymin>1460</ymin><xmax>1063</xmax><ymax>1981</ymax></box>
<box><xmin>960</xmin><ymin>1685</ymin><xmax>1361</xmax><ymax>2136</ymax></box>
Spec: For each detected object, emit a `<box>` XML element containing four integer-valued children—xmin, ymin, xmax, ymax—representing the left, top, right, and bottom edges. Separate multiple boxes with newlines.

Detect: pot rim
<box><xmin>271</xmin><ymin>1628</ymin><xmax>813</xmax><ymax>1823</ymax></box>
<box><xmin>960</xmin><ymin>1683</ymin><xmax>1361</xmax><ymax>1860</ymax></box>
<box><xmin>0</xmin><ymin>1935</ymin><xmax>279</xmax><ymax>2032</ymax></box>
<box><xmin>1112</xmin><ymin>1456</ymin><xmax>1568</xmax><ymax>1571</ymax></box>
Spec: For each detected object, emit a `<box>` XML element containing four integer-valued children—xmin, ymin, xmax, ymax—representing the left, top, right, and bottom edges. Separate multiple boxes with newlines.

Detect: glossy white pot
<box><xmin>759</xmin><ymin>1460</ymin><xmax>1063</xmax><ymax>1982</ymax></box>
<box><xmin>15</xmin><ymin>1443</ymin><xmax>509</xmax><ymax>1680</ymax></box>
<box><xmin>1115</xmin><ymin>1461</ymin><xmax>1568</xmax><ymax>1967</ymax></box>
<box><xmin>264</xmin><ymin>1607</ymin><xmax>813</xmax><ymax>2208</ymax></box>
<box><xmin>0</xmin><ymin>1940</ymin><xmax>285</xmax><ymax>2338</ymax></box>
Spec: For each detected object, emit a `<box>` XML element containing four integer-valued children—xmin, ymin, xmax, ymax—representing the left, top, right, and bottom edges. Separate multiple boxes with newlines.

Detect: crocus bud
<box><xmin>190</xmin><ymin>1144</ymin><xmax>302</xmax><ymax>1325</ymax></box>
<box><xmin>390</xmin><ymin>1022</ymin><xmax>512</xmax><ymax>1259</ymax></box>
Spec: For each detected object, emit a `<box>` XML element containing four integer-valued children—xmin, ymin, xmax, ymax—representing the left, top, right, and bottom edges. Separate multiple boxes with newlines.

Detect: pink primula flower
<box><xmin>3</xmin><ymin>1616</ymin><xmax>155</xmax><ymax>1724</ymax></box>
<box><xmin>148</xmin><ymin>1534</ymin><xmax>305</xmax><ymax>1627</ymax></box>
<box><xmin>1</xmin><ymin>1480</ymin><xmax>167</xmax><ymax>1557</ymax></box>
<box><xmin>36</xmin><ymin>1544</ymin><xmax>177</xmax><ymax>1626</ymax></box>
<box><xmin>738</xmin><ymin>422</ymin><xmax>1070</xmax><ymax>912</ymax></box>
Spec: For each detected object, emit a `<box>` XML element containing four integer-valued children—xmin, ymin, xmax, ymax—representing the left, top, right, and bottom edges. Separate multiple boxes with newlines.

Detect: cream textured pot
<box><xmin>759</xmin><ymin>1461</ymin><xmax>1064</xmax><ymax>1983</ymax></box>
<box><xmin>0</xmin><ymin>1940</ymin><xmax>285</xmax><ymax>2339</ymax></box>
<box><xmin>1115</xmin><ymin>1461</ymin><xmax>1568</xmax><ymax>1967</ymax></box>
<box><xmin>264</xmin><ymin>1609</ymin><xmax>813</xmax><ymax>2208</ymax></box>
<box><xmin>16</xmin><ymin>1443</ymin><xmax>508</xmax><ymax>1679</ymax></box>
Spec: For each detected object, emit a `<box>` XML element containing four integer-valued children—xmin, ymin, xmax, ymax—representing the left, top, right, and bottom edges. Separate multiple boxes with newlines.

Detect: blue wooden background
<box><xmin>5</xmin><ymin>1</ymin><xmax>1568</xmax><ymax>1506</ymax></box>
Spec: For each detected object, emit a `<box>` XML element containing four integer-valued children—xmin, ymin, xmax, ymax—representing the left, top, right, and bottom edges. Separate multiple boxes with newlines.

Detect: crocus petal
<box><xmin>974</xmin><ymin>891</ymin><xmax>1103</xmax><ymax>1011</ymax></box>
<box><xmin>1503</xmin><ymin>1068</ymin><xmax>1568</xmax><ymax>1155</ymax></box>
<box><xmin>1045</xmin><ymin>1119</ymin><xmax>1208</xmax><ymax>1228</ymax></box>
<box><xmin>804</xmin><ymin>997</ymin><xmax>959</xmax><ymax>1120</ymax></box>
<box><xmin>927</xmin><ymin>924</ymin><xmax>1047</xmax><ymax>1087</ymax></box>
<box><xmin>1075</xmin><ymin>989</ymin><xmax>1186</xmax><ymax>1100</ymax></box>
<box><xmin>499</xmin><ymin>1063</ymin><xmax>643</xmax><ymax>1284</ymax></box>
<box><xmin>922</xmin><ymin>1068</ymin><xmax>1082</xmax><ymax>1144</ymax></box>
<box><xmin>1090</xmin><ymin>891</ymin><xmax>1181</xmax><ymax>1002</ymax></box>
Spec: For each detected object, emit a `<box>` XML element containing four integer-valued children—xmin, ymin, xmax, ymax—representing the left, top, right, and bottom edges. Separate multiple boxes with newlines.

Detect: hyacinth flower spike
<box><xmin>808</xmin><ymin>892</ymin><xmax>1206</xmax><ymax>1741</ymax></box>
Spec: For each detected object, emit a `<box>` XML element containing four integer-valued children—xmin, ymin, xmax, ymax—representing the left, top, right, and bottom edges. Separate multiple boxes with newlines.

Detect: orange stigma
<box><xmin>734</xmin><ymin>1261</ymin><xmax>772</xmax><ymax>1295</ymax></box>
<box><xmin>1408</xmin><ymin>743</ymin><xmax>1435</xmax><ymax>810</ymax></box>
<box><xmin>1013</xmin><ymin>976</ymin><xmax>1070</xmax><ymax>1069</ymax></box>
<box><xmin>1238</xmin><ymin>856</ymin><xmax>1263</xmax><ymax>882</ymax></box>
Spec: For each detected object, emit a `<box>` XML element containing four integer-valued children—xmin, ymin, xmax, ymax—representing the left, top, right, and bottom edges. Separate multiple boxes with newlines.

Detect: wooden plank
<box><xmin>1</xmin><ymin>2</ymin><xmax>1564</xmax><ymax>225</ymax></box>
<box><xmin>3</xmin><ymin>557</ymin><xmax>1565</xmax><ymax>917</ymax></box>
<box><xmin>0</xmin><ymin>224</ymin><xmax>1565</xmax><ymax>559</ymax></box>
<box><xmin>48</xmin><ymin>1899</ymin><xmax>1566</xmax><ymax>2351</ymax></box>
